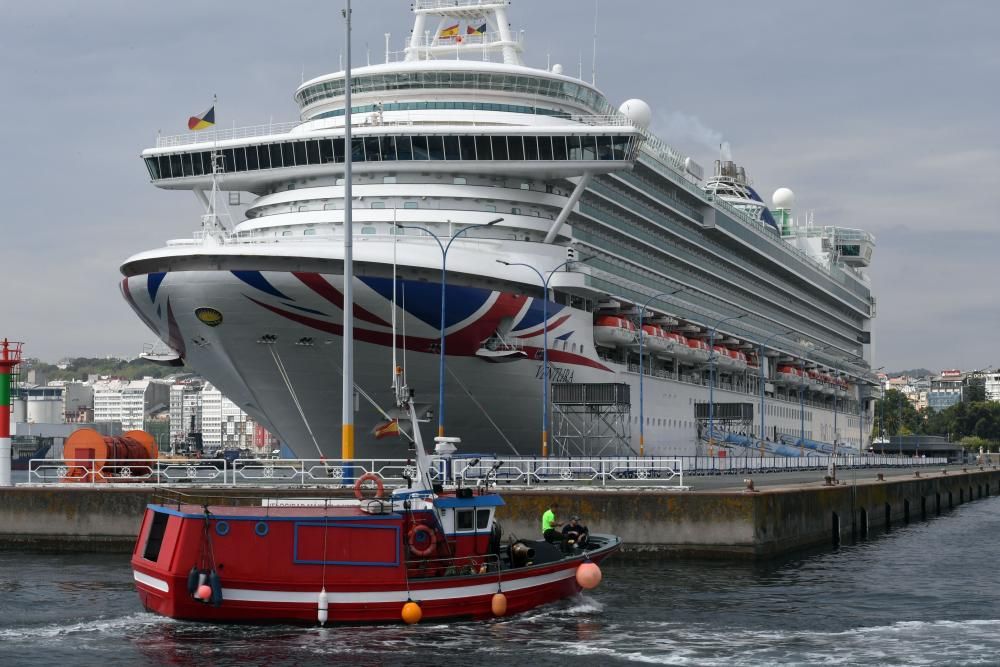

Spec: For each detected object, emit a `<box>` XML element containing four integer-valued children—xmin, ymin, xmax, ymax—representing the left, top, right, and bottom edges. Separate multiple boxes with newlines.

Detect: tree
<box><xmin>874</xmin><ymin>389</ymin><xmax>923</xmax><ymax>437</ymax></box>
<box><xmin>965</xmin><ymin>375</ymin><xmax>987</xmax><ymax>403</ymax></box>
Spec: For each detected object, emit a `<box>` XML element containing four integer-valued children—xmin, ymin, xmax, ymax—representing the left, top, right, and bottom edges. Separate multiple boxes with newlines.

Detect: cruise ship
<box><xmin>121</xmin><ymin>0</ymin><xmax>878</xmax><ymax>459</ymax></box>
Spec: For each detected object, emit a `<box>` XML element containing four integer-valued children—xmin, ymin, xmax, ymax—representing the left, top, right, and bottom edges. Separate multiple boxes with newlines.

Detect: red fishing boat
<box><xmin>130</xmin><ymin>401</ymin><xmax>621</xmax><ymax>624</ymax></box>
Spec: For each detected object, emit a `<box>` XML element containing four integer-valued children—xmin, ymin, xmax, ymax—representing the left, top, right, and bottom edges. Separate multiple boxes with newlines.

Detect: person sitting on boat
<box><xmin>542</xmin><ymin>502</ymin><xmax>563</xmax><ymax>543</ymax></box>
<box><xmin>561</xmin><ymin>515</ymin><xmax>589</xmax><ymax>548</ymax></box>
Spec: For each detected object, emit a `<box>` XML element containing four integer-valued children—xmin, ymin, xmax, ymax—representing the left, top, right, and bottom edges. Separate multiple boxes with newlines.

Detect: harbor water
<box><xmin>3</xmin><ymin>497</ymin><xmax>1000</xmax><ymax>666</ymax></box>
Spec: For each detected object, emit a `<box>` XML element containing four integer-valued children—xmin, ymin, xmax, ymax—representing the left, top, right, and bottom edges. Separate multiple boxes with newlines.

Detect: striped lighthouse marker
<box><xmin>0</xmin><ymin>339</ymin><xmax>24</xmax><ymax>487</ymax></box>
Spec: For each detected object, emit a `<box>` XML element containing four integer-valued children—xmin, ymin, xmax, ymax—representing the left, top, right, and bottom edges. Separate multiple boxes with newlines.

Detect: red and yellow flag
<box><xmin>439</xmin><ymin>24</ymin><xmax>459</xmax><ymax>39</ymax></box>
<box><xmin>373</xmin><ymin>419</ymin><xmax>400</xmax><ymax>439</ymax></box>
<box><xmin>187</xmin><ymin>105</ymin><xmax>215</xmax><ymax>131</ymax></box>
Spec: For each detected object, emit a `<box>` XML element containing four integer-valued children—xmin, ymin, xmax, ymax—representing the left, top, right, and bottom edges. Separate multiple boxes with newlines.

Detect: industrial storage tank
<box><xmin>27</xmin><ymin>397</ymin><xmax>63</xmax><ymax>424</ymax></box>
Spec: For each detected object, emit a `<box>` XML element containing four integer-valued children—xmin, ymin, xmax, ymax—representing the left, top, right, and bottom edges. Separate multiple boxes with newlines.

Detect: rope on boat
<box><xmin>268</xmin><ymin>345</ymin><xmax>324</xmax><ymax>458</ymax></box>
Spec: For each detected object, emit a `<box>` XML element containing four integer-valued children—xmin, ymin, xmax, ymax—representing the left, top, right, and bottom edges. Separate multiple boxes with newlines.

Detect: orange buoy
<box><xmin>575</xmin><ymin>562</ymin><xmax>602</xmax><ymax>590</ymax></box>
<box><xmin>195</xmin><ymin>584</ymin><xmax>213</xmax><ymax>601</ymax></box>
<box><xmin>401</xmin><ymin>601</ymin><xmax>422</xmax><ymax>624</ymax></box>
<box><xmin>491</xmin><ymin>592</ymin><xmax>508</xmax><ymax>617</ymax></box>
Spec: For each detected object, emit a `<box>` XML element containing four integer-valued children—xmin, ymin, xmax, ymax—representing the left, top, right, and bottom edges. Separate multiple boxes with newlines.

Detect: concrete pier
<box><xmin>1</xmin><ymin>467</ymin><xmax>997</xmax><ymax>559</ymax></box>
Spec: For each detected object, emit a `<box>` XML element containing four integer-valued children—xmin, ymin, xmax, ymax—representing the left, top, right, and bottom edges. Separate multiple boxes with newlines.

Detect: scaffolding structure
<box><xmin>550</xmin><ymin>383</ymin><xmax>634</xmax><ymax>457</ymax></box>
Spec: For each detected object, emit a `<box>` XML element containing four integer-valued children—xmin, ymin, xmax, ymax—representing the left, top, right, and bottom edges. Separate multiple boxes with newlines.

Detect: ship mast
<box><xmin>341</xmin><ymin>0</ymin><xmax>355</xmax><ymax>459</ymax></box>
<box><xmin>405</xmin><ymin>0</ymin><xmax>524</xmax><ymax>66</ymax></box>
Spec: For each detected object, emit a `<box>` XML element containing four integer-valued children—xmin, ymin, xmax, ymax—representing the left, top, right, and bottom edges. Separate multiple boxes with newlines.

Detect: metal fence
<box><xmin>23</xmin><ymin>453</ymin><xmax>947</xmax><ymax>489</ymax></box>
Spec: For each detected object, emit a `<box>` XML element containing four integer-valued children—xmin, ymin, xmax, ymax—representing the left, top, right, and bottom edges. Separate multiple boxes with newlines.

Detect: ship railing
<box><xmin>406</xmin><ymin>553</ymin><xmax>501</xmax><ymax>580</ymax></box>
<box><xmin>156</xmin><ymin>121</ymin><xmax>302</xmax><ymax>148</ymax></box>
<box><xmin>229</xmin><ymin>458</ymin><xmax>445</xmax><ymax>487</ymax></box>
<box><xmin>24</xmin><ymin>458</ymin><xmax>229</xmax><ymax>485</ymax></box>
<box><xmin>451</xmin><ymin>456</ymin><xmax>688</xmax><ymax>489</ymax></box>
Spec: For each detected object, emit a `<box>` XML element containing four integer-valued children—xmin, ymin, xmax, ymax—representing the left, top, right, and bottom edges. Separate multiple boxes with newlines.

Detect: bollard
<box><xmin>876</xmin><ymin>473</ymin><xmax>885</xmax><ymax>481</ymax></box>
<box><xmin>743</xmin><ymin>478</ymin><xmax>757</xmax><ymax>493</ymax></box>
<box><xmin>824</xmin><ymin>475</ymin><xmax>834</xmax><ymax>486</ymax></box>
<box><xmin>914</xmin><ymin>471</ymin><xmax>921</xmax><ymax>478</ymax></box>
<box><xmin>942</xmin><ymin>469</ymin><xmax>947</xmax><ymax>475</ymax></box>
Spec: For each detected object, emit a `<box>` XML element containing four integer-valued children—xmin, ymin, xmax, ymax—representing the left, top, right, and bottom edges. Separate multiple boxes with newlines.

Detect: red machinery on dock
<box><xmin>130</xmin><ymin>400</ymin><xmax>620</xmax><ymax>624</ymax></box>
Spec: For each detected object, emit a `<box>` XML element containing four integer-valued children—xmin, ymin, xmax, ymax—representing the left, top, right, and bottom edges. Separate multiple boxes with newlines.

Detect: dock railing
<box><xmin>24</xmin><ymin>454</ymin><xmax>947</xmax><ymax>488</ymax></box>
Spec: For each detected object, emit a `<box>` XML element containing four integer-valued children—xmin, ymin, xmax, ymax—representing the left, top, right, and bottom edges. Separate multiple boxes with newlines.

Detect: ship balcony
<box><xmin>827</xmin><ymin>226</ymin><xmax>875</xmax><ymax>267</ymax></box>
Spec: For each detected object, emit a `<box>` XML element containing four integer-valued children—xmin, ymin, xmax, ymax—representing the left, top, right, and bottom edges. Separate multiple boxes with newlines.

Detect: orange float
<box><xmin>61</xmin><ymin>428</ymin><xmax>158</xmax><ymax>483</ymax></box>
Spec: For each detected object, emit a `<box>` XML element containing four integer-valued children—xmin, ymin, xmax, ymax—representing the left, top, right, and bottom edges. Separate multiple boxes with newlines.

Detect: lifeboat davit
<box><xmin>728</xmin><ymin>349</ymin><xmax>749</xmax><ymax>372</ymax></box>
<box><xmin>713</xmin><ymin>345</ymin><xmax>737</xmax><ymax>370</ymax></box>
<box><xmin>594</xmin><ymin>316</ymin><xmax>636</xmax><ymax>347</ymax></box>
<box><xmin>819</xmin><ymin>373</ymin><xmax>836</xmax><ymax>394</ymax></box>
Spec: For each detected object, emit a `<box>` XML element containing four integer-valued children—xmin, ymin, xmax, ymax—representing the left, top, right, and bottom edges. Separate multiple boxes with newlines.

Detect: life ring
<box><xmin>407</xmin><ymin>524</ymin><xmax>438</xmax><ymax>558</ymax></box>
<box><xmin>354</xmin><ymin>472</ymin><xmax>384</xmax><ymax>500</ymax></box>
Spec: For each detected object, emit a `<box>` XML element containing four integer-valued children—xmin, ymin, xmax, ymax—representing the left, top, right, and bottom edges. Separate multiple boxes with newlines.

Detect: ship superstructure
<box><xmin>122</xmin><ymin>0</ymin><xmax>879</xmax><ymax>458</ymax></box>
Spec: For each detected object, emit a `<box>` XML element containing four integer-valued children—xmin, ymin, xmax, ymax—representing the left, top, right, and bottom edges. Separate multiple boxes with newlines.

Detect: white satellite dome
<box><xmin>618</xmin><ymin>98</ymin><xmax>652</xmax><ymax>130</ymax></box>
<box><xmin>551</xmin><ymin>63</ymin><xmax>564</xmax><ymax>75</ymax></box>
<box><xmin>772</xmin><ymin>187</ymin><xmax>795</xmax><ymax>210</ymax></box>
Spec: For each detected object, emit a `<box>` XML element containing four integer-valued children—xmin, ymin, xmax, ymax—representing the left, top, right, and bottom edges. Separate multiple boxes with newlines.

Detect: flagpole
<box><xmin>341</xmin><ymin>0</ymin><xmax>355</xmax><ymax>460</ymax></box>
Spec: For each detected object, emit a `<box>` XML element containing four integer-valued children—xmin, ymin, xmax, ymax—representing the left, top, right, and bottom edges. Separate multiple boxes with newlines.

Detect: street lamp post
<box><xmin>707</xmin><ymin>314</ymin><xmax>747</xmax><ymax>453</ymax></box>
<box><xmin>757</xmin><ymin>329</ymin><xmax>794</xmax><ymax>443</ymax></box>
<box><xmin>636</xmin><ymin>289</ymin><xmax>685</xmax><ymax>456</ymax></box>
<box><xmin>496</xmin><ymin>257</ymin><xmax>590</xmax><ymax>458</ymax></box>
<box><xmin>396</xmin><ymin>218</ymin><xmax>503</xmax><ymax>438</ymax></box>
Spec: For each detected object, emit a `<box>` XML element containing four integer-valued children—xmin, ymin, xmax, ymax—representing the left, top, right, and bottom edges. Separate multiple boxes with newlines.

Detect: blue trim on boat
<box><xmin>146</xmin><ymin>504</ymin><xmax>402</xmax><ymax>522</ymax></box>
<box><xmin>434</xmin><ymin>495</ymin><xmax>505</xmax><ymax>508</ymax></box>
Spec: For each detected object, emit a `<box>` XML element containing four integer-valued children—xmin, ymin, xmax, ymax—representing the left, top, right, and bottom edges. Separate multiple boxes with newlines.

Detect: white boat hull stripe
<box><xmin>133</xmin><ymin>570</ymin><xmax>170</xmax><ymax>592</ymax></box>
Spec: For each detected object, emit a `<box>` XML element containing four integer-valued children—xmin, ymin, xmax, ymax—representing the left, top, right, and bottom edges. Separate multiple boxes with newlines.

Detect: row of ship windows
<box><xmin>312</xmin><ymin>101</ymin><xmax>572</xmax><ymax>121</ymax></box>
<box><xmin>294</xmin><ymin>71</ymin><xmax>613</xmax><ymax>115</ymax></box>
<box><xmin>146</xmin><ymin>134</ymin><xmax>637</xmax><ymax>180</ymax></box>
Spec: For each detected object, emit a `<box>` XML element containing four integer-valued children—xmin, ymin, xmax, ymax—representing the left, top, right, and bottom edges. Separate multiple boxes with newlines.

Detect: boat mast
<box><xmin>341</xmin><ymin>0</ymin><xmax>355</xmax><ymax>459</ymax></box>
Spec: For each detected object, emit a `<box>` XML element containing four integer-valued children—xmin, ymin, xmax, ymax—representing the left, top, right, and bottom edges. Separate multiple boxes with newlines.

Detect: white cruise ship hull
<box><xmin>121</xmin><ymin>260</ymin><xmax>863</xmax><ymax>458</ymax></box>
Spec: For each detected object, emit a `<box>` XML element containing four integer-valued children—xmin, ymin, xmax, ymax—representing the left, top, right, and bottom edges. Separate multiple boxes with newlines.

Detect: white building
<box><xmin>200</xmin><ymin>383</ymin><xmax>255</xmax><ymax>453</ymax></box>
<box><xmin>169</xmin><ymin>381</ymin><xmax>204</xmax><ymax>449</ymax></box>
<box><xmin>985</xmin><ymin>373</ymin><xmax>1000</xmax><ymax>403</ymax></box>
<box><xmin>93</xmin><ymin>378</ymin><xmax>170</xmax><ymax>431</ymax></box>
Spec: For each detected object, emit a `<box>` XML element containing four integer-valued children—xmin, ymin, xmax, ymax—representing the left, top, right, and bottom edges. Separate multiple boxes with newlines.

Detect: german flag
<box><xmin>373</xmin><ymin>419</ymin><xmax>400</xmax><ymax>439</ymax></box>
<box><xmin>188</xmin><ymin>105</ymin><xmax>215</xmax><ymax>131</ymax></box>
<box><xmin>439</xmin><ymin>24</ymin><xmax>459</xmax><ymax>39</ymax></box>
<box><xmin>467</xmin><ymin>23</ymin><xmax>487</xmax><ymax>35</ymax></box>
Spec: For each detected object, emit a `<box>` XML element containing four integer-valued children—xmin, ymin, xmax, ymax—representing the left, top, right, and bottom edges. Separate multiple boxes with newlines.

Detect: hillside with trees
<box><xmin>23</xmin><ymin>357</ymin><xmax>175</xmax><ymax>382</ymax></box>
<box><xmin>874</xmin><ymin>388</ymin><xmax>1000</xmax><ymax>449</ymax></box>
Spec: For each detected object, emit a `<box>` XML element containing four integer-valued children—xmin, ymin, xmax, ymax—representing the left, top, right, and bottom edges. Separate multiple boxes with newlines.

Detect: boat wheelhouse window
<box><xmin>458</xmin><ymin>135</ymin><xmax>476</xmax><ymax>160</ymax></box>
<box><xmin>246</xmin><ymin>145</ymin><xmax>259</xmax><ymax>171</ymax></box>
<box><xmin>477</xmin><ymin>509</ymin><xmax>491</xmax><ymax>529</ymax></box>
<box><xmin>612</xmin><ymin>135</ymin><xmax>631</xmax><ymax>159</ymax></box>
<box><xmin>142</xmin><ymin>511</ymin><xmax>170</xmax><ymax>562</ymax></box>
<box><xmin>427</xmin><ymin>136</ymin><xmax>446</xmax><ymax>160</ymax></box>
<box><xmin>403</xmin><ymin>201</ymin><xmax>418</xmax><ymax>209</ymax></box>
<box><xmin>303</xmin><ymin>228</ymin><xmax>316</xmax><ymax>236</ymax></box>
<box><xmin>306</xmin><ymin>140</ymin><xmax>321</xmax><ymax>165</ymax></box>
<box><xmin>484</xmin><ymin>205</ymin><xmax>496</xmax><ymax>212</ymax></box>
<box><xmin>522</xmin><ymin>136</ymin><xmax>539</xmax><ymax>160</ymax></box>
<box><xmin>475</xmin><ymin>136</ymin><xmax>492</xmax><ymax>161</ymax></box>
<box><xmin>443</xmin><ymin>135</ymin><xmax>460</xmax><ymax>161</ymax></box>
<box><xmin>508</xmin><ymin>136</ymin><xmax>525</xmax><ymax>161</ymax></box>
<box><xmin>395</xmin><ymin>136</ymin><xmax>413</xmax><ymax>160</ymax></box>
<box><xmin>182</xmin><ymin>152</ymin><xmax>194</xmax><ymax>177</ymax></box>
<box><xmin>456</xmin><ymin>508</ymin><xmax>475</xmax><ymax>531</ymax></box>
<box><xmin>281</xmin><ymin>143</ymin><xmax>295</xmax><ymax>167</ymax></box>
<box><xmin>538</xmin><ymin>136</ymin><xmax>554</xmax><ymax>161</ymax></box>
<box><xmin>364</xmin><ymin>137</ymin><xmax>381</xmax><ymax>162</ymax></box>
<box><xmin>293</xmin><ymin>141</ymin><xmax>307</xmax><ymax>166</ymax></box>
<box><xmin>491</xmin><ymin>136</ymin><xmax>509</xmax><ymax>160</ymax></box>
<box><xmin>144</xmin><ymin>157</ymin><xmax>159</xmax><ymax>179</ymax></box>
<box><xmin>411</xmin><ymin>136</ymin><xmax>429</xmax><ymax>160</ymax></box>
<box><xmin>582</xmin><ymin>136</ymin><xmax>598</xmax><ymax>160</ymax></box>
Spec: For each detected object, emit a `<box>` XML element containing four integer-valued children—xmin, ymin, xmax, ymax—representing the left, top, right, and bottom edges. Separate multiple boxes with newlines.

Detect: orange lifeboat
<box><xmin>594</xmin><ymin>316</ymin><xmax>637</xmax><ymax>347</ymax></box>
<box><xmin>675</xmin><ymin>337</ymin><xmax>710</xmax><ymax>364</ymax></box>
<box><xmin>638</xmin><ymin>325</ymin><xmax>671</xmax><ymax>355</ymax></box>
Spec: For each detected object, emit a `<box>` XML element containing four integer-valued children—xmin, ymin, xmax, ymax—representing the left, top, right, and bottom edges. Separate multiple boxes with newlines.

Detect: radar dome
<box><xmin>552</xmin><ymin>63</ymin><xmax>564</xmax><ymax>75</ymax></box>
<box><xmin>772</xmin><ymin>187</ymin><xmax>795</xmax><ymax>210</ymax></box>
<box><xmin>618</xmin><ymin>99</ymin><xmax>652</xmax><ymax>129</ymax></box>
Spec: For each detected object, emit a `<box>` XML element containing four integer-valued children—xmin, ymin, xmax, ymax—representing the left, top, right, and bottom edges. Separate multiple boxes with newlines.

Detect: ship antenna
<box><xmin>341</xmin><ymin>0</ymin><xmax>356</xmax><ymax>460</ymax></box>
<box><xmin>384</xmin><ymin>33</ymin><xmax>390</xmax><ymax>64</ymax></box>
<box><xmin>591</xmin><ymin>0</ymin><xmax>598</xmax><ymax>86</ymax></box>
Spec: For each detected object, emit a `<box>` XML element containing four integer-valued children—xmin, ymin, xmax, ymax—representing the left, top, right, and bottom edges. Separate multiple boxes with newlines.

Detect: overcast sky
<box><xmin>2</xmin><ymin>0</ymin><xmax>997</xmax><ymax>372</ymax></box>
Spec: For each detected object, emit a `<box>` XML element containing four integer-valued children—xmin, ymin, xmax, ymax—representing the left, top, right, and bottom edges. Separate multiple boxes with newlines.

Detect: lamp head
<box><xmin>496</xmin><ymin>259</ymin><xmax>510</xmax><ymax>266</ymax></box>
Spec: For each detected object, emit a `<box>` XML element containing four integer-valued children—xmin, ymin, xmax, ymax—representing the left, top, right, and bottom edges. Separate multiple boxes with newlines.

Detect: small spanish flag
<box><xmin>467</xmin><ymin>23</ymin><xmax>487</xmax><ymax>35</ymax></box>
<box><xmin>373</xmin><ymin>419</ymin><xmax>400</xmax><ymax>439</ymax></box>
<box><xmin>439</xmin><ymin>23</ymin><xmax>460</xmax><ymax>39</ymax></box>
<box><xmin>188</xmin><ymin>105</ymin><xmax>216</xmax><ymax>131</ymax></box>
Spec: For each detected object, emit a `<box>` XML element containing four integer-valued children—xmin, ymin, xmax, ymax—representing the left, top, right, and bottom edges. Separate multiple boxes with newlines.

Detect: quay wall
<box><xmin>1</xmin><ymin>469</ymin><xmax>998</xmax><ymax>559</ymax></box>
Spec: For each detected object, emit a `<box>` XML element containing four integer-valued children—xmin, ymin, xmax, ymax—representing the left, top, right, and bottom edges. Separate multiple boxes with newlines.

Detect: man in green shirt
<box><xmin>542</xmin><ymin>502</ymin><xmax>563</xmax><ymax>543</ymax></box>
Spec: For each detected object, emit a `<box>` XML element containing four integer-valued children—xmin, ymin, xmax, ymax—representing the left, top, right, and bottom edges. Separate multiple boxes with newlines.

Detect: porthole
<box><xmin>254</xmin><ymin>521</ymin><xmax>269</xmax><ymax>537</ymax></box>
<box><xmin>215</xmin><ymin>521</ymin><xmax>230</xmax><ymax>537</ymax></box>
